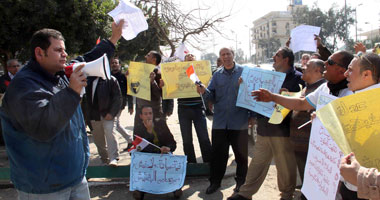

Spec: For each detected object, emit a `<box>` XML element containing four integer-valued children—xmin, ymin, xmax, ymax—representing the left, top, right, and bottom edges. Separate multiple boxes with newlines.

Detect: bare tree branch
<box><xmin>143</xmin><ymin>0</ymin><xmax>232</xmax><ymax>56</ymax></box>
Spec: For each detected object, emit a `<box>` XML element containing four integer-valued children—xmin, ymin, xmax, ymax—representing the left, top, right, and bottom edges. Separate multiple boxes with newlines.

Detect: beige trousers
<box><xmin>91</xmin><ymin>118</ymin><xmax>119</xmax><ymax>163</ymax></box>
<box><xmin>238</xmin><ymin>135</ymin><xmax>297</xmax><ymax>200</ymax></box>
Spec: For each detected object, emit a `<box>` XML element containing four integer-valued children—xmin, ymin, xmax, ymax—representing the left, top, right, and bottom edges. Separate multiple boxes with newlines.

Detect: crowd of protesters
<box><xmin>1</xmin><ymin>18</ymin><xmax>380</xmax><ymax>200</ymax></box>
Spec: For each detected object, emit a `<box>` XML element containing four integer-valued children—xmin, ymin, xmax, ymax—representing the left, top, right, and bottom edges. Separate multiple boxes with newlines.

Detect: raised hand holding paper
<box><xmin>108</xmin><ymin>0</ymin><xmax>148</xmax><ymax>40</ymax></box>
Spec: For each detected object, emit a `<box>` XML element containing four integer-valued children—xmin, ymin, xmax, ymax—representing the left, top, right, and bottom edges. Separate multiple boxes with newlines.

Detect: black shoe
<box><xmin>227</xmin><ymin>194</ymin><xmax>251</xmax><ymax>200</ymax></box>
<box><xmin>205</xmin><ymin>183</ymin><xmax>221</xmax><ymax>194</ymax></box>
<box><xmin>173</xmin><ymin>189</ymin><xmax>183</xmax><ymax>199</ymax></box>
<box><xmin>132</xmin><ymin>190</ymin><xmax>145</xmax><ymax>200</ymax></box>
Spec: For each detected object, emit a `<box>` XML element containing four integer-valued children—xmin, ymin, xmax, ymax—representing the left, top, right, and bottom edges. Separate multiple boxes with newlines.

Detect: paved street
<box><xmin>0</xmin><ymin>100</ymin><xmax>302</xmax><ymax>199</ymax></box>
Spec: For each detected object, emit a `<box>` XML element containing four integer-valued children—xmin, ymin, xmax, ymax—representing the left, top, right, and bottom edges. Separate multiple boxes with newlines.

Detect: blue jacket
<box><xmin>0</xmin><ymin>39</ymin><xmax>115</xmax><ymax>193</ymax></box>
<box><xmin>205</xmin><ymin>63</ymin><xmax>251</xmax><ymax>130</ymax></box>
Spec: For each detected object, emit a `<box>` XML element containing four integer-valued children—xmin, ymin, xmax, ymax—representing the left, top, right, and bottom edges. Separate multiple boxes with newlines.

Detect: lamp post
<box><xmin>354</xmin><ymin>4</ymin><xmax>363</xmax><ymax>42</ymax></box>
<box><xmin>230</xmin><ymin>30</ymin><xmax>238</xmax><ymax>54</ymax></box>
<box><xmin>365</xmin><ymin>22</ymin><xmax>373</xmax><ymax>48</ymax></box>
<box><xmin>344</xmin><ymin>0</ymin><xmax>348</xmax><ymax>49</ymax></box>
<box><xmin>245</xmin><ymin>25</ymin><xmax>252</xmax><ymax>63</ymax></box>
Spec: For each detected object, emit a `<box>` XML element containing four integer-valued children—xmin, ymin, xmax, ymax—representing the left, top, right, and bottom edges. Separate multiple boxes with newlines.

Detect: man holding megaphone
<box><xmin>0</xmin><ymin>20</ymin><xmax>124</xmax><ymax>199</ymax></box>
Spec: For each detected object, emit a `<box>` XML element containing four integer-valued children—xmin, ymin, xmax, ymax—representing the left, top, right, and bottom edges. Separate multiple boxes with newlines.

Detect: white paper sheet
<box><xmin>290</xmin><ymin>25</ymin><xmax>321</xmax><ymax>53</ymax></box>
<box><xmin>108</xmin><ymin>0</ymin><xmax>148</xmax><ymax>40</ymax></box>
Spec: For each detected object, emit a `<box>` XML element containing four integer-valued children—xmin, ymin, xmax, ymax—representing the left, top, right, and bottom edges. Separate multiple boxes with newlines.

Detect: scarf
<box><xmin>327</xmin><ymin>79</ymin><xmax>348</xmax><ymax>97</ymax></box>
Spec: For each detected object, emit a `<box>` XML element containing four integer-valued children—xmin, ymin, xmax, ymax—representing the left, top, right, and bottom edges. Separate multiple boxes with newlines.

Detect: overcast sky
<box><xmin>174</xmin><ymin>0</ymin><xmax>380</xmax><ymax>58</ymax></box>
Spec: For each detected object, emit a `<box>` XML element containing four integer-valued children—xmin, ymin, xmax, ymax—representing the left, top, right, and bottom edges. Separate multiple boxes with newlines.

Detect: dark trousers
<box><xmin>209</xmin><ymin>129</ymin><xmax>248</xmax><ymax>185</ymax></box>
<box><xmin>340</xmin><ymin>182</ymin><xmax>367</xmax><ymax>200</ymax></box>
<box><xmin>178</xmin><ymin>106</ymin><xmax>212</xmax><ymax>163</ymax></box>
<box><xmin>295</xmin><ymin>151</ymin><xmax>308</xmax><ymax>183</ymax></box>
<box><xmin>295</xmin><ymin>151</ymin><xmax>308</xmax><ymax>200</ymax></box>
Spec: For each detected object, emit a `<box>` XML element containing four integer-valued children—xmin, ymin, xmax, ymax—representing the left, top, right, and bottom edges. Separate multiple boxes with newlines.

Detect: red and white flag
<box><xmin>128</xmin><ymin>135</ymin><xmax>150</xmax><ymax>153</ymax></box>
<box><xmin>186</xmin><ymin>64</ymin><xmax>200</xmax><ymax>84</ymax></box>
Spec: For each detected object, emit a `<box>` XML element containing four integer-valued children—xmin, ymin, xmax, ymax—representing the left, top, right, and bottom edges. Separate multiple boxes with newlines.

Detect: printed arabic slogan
<box><xmin>317</xmin><ymin>87</ymin><xmax>380</xmax><ymax>170</ymax></box>
<box><xmin>130</xmin><ymin>152</ymin><xmax>187</xmax><ymax>194</ymax></box>
<box><xmin>127</xmin><ymin>62</ymin><xmax>156</xmax><ymax>101</ymax></box>
<box><xmin>160</xmin><ymin>61</ymin><xmax>212</xmax><ymax>99</ymax></box>
<box><xmin>236</xmin><ymin>66</ymin><xmax>285</xmax><ymax>118</ymax></box>
<box><xmin>302</xmin><ymin>92</ymin><xmax>343</xmax><ymax>200</ymax></box>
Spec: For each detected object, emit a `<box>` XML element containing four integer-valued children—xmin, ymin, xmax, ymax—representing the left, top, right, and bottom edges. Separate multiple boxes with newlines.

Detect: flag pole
<box><xmin>196</xmin><ymin>81</ymin><xmax>207</xmax><ymax>110</ymax></box>
<box><xmin>135</xmin><ymin>134</ymin><xmax>162</xmax><ymax>151</ymax></box>
<box><xmin>189</xmin><ymin>64</ymin><xmax>207</xmax><ymax>110</ymax></box>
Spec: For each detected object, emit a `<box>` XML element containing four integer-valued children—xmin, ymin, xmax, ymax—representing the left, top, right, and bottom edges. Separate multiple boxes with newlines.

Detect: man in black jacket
<box><xmin>132</xmin><ymin>105</ymin><xmax>180</xmax><ymax>200</ymax></box>
<box><xmin>111</xmin><ymin>58</ymin><xmax>133</xmax><ymax>148</ymax></box>
<box><xmin>0</xmin><ymin>59</ymin><xmax>21</xmax><ymax>146</ymax></box>
<box><xmin>85</xmin><ymin>70</ymin><xmax>122</xmax><ymax>167</ymax></box>
<box><xmin>0</xmin><ymin>59</ymin><xmax>21</xmax><ymax>93</ymax></box>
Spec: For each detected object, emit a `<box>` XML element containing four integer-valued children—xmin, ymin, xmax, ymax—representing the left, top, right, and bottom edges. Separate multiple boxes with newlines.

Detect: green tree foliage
<box><xmin>258</xmin><ymin>38</ymin><xmax>281</xmax><ymax>61</ymax></box>
<box><xmin>0</xmin><ymin>0</ymin><xmax>115</xmax><ymax>67</ymax></box>
<box><xmin>292</xmin><ymin>4</ymin><xmax>355</xmax><ymax>51</ymax></box>
<box><xmin>116</xmin><ymin>2</ymin><xmax>168</xmax><ymax>62</ymax></box>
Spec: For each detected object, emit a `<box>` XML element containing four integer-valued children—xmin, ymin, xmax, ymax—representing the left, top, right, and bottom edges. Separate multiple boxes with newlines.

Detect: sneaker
<box><xmin>109</xmin><ymin>159</ymin><xmax>118</xmax><ymax>167</ymax></box>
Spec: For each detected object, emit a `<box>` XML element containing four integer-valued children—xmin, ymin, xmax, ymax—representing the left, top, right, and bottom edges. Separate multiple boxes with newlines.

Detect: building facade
<box><xmin>251</xmin><ymin>5</ymin><xmax>304</xmax><ymax>63</ymax></box>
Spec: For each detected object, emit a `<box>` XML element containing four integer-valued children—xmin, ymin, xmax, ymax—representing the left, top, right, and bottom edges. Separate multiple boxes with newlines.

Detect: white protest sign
<box><xmin>301</xmin><ymin>92</ymin><xmax>344</xmax><ymax>200</ymax></box>
<box><xmin>130</xmin><ymin>152</ymin><xmax>187</xmax><ymax>194</ymax></box>
<box><xmin>290</xmin><ymin>25</ymin><xmax>321</xmax><ymax>53</ymax></box>
<box><xmin>108</xmin><ymin>0</ymin><xmax>148</xmax><ymax>40</ymax></box>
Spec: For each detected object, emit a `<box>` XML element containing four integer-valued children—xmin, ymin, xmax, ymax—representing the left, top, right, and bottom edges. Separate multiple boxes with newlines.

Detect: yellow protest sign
<box><xmin>317</xmin><ymin>87</ymin><xmax>380</xmax><ymax>169</ymax></box>
<box><xmin>127</xmin><ymin>62</ymin><xmax>156</xmax><ymax>101</ymax></box>
<box><xmin>269</xmin><ymin>85</ymin><xmax>303</xmax><ymax>124</ymax></box>
<box><xmin>160</xmin><ymin>60</ymin><xmax>212</xmax><ymax>99</ymax></box>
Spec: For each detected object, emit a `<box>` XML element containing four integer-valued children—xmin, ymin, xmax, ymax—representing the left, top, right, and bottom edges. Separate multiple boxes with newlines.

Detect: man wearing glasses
<box><xmin>251</xmin><ymin>50</ymin><xmax>353</xmax><ymax>110</ymax></box>
<box><xmin>234</xmin><ymin>50</ymin><xmax>354</xmax><ymax>200</ymax></box>
<box><xmin>0</xmin><ymin>59</ymin><xmax>21</xmax><ymax>93</ymax></box>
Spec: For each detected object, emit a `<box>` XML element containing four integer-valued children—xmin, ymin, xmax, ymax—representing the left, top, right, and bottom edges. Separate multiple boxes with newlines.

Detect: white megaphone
<box><xmin>65</xmin><ymin>53</ymin><xmax>111</xmax><ymax>96</ymax></box>
<box><xmin>69</xmin><ymin>53</ymin><xmax>111</xmax><ymax>80</ymax></box>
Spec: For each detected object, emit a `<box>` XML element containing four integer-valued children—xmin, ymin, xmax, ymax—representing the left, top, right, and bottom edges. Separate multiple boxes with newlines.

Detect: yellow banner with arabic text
<box><xmin>269</xmin><ymin>85</ymin><xmax>303</xmax><ymax>124</ymax></box>
<box><xmin>127</xmin><ymin>62</ymin><xmax>156</xmax><ymax>101</ymax></box>
<box><xmin>160</xmin><ymin>60</ymin><xmax>212</xmax><ymax>99</ymax></box>
<box><xmin>317</xmin><ymin>87</ymin><xmax>380</xmax><ymax>169</ymax></box>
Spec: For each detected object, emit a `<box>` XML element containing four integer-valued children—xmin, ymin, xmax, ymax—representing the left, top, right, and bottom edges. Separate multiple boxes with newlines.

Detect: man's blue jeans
<box><xmin>17</xmin><ymin>177</ymin><xmax>90</xmax><ymax>200</ymax></box>
<box><xmin>178</xmin><ymin>105</ymin><xmax>212</xmax><ymax>163</ymax></box>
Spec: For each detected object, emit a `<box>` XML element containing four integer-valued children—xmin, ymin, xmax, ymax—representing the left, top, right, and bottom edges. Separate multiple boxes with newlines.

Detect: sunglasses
<box><xmin>327</xmin><ymin>59</ymin><xmax>344</xmax><ymax>67</ymax></box>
